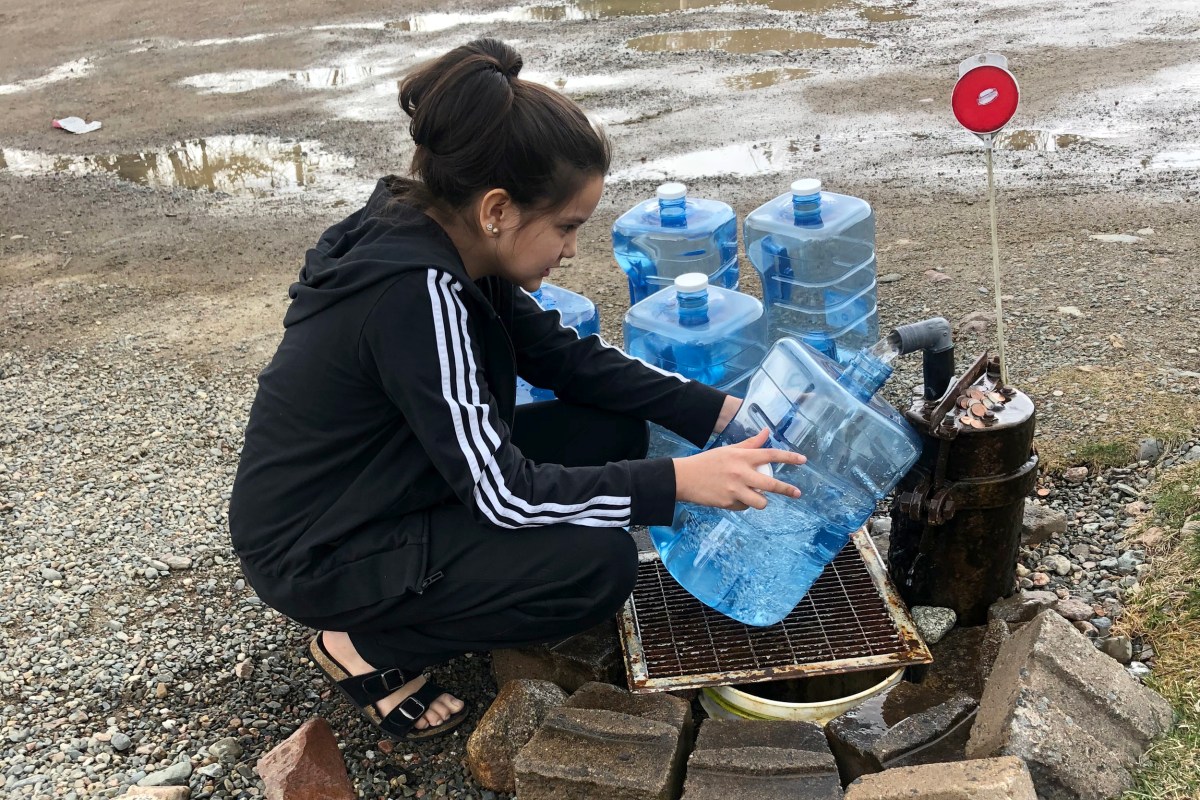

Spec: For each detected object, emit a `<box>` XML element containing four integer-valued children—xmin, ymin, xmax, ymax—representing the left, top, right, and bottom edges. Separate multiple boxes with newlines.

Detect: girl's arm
<box><xmin>361</xmin><ymin>270</ymin><xmax>678</xmax><ymax>528</ymax></box>
<box><xmin>509</xmin><ymin>286</ymin><xmax>728</xmax><ymax>447</ymax></box>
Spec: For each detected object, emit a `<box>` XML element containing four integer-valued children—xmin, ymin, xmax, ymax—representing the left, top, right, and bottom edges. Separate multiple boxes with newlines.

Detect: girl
<box><xmin>228</xmin><ymin>38</ymin><xmax>803</xmax><ymax>742</ymax></box>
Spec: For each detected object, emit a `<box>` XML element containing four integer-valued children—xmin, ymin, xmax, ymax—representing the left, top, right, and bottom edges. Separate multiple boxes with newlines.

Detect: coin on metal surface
<box><xmin>970</xmin><ymin>402</ymin><xmax>988</xmax><ymax>417</ymax></box>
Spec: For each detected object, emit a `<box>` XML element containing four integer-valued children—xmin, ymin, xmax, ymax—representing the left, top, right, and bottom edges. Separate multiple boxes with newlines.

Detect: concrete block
<box><xmin>492</xmin><ymin>621</ymin><xmax>624</xmax><ymax>692</ymax></box>
<box><xmin>566</xmin><ymin>681</ymin><xmax>692</xmax><ymax>737</ymax></box>
<box><xmin>467</xmin><ymin>679</ymin><xmax>568</xmax><ymax>793</ymax></box>
<box><xmin>514</xmin><ymin>707</ymin><xmax>686</xmax><ymax>800</ymax></box>
<box><xmin>966</xmin><ymin>610</ymin><xmax>1174</xmax><ymax>800</ymax></box>
<box><xmin>827</xmin><ymin>689</ymin><xmax>977</xmax><ymax>784</ymax></box>
<box><xmin>844</xmin><ymin>756</ymin><xmax>1037</xmax><ymax>800</ymax></box>
<box><xmin>683</xmin><ymin>720</ymin><xmax>841</xmax><ymax>799</ymax></box>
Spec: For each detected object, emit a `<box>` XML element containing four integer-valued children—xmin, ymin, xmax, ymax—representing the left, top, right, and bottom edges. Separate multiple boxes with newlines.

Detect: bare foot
<box><xmin>320</xmin><ymin>631</ymin><xmax>464</xmax><ymax>730</ymax></box>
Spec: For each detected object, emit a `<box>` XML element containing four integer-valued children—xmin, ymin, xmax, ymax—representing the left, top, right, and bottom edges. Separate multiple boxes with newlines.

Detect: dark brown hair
<box><xmin>393</xmin><ymin>38</ymin><xmax>611</xmax><ymax>218</ymax></box>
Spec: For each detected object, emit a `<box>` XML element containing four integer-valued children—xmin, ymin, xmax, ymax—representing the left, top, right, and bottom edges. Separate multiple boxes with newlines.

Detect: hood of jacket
<box><xmin>283</xmin><ymin>177</ymin><xmax>486</xmax><ymax>327</ymax></box>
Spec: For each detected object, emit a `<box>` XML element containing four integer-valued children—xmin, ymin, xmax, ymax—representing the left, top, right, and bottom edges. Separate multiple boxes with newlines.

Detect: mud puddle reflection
<box><xmin>386</xmin><ymin>0</ymin><xmax>853</xmax><ymax>30</ymax></box>
<box><xmin>724</xmin><ymin>67</ymin><xmax>812</xmax><ymax>90</ymax></box>
<box><xmin>859</xmin><ymin>6</ymin><xmax>917</xmax><ymax>22</ymax></box>
<box><xmin>993</xmin><ymin>129</ymin><xmax>1091</xmax><ymax>152</ymax></box>
<box><xmin>182</xmin><ymin>66</ymin><xmax>382</xmax><ymax>94</ymax></box>
<box><xmin>0</xmin><ymin>136</ymin><xmax>355</xmax><ymax>198</ymax></box>
<box><xmin>627</xmin><ymin>28</ymin><xmax>872</xmax><ymax>53</ymax></box>
<box><xmin>610</xmin><ymin>138</ymin><xmax>806</xmax><ymax>180</ymax></box>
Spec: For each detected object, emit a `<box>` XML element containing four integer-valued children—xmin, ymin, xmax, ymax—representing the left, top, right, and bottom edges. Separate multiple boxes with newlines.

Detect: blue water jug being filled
<box><xmin>624</xmin><ymin>272</ymin><xmax>767</xmax><ymax>397</ymax></box>
<box><xmin>612</xmin><ymin>182</ymin><xmax>739</xmax><ymax>305</ymax></box>
<box><xmin>516</xmin><ymin>282</ymin><xmax>600</xmax><ymax>405</ymax></box>
<box><xmin>648</xmin><ymin>318</ymin><xmax>950</xmax><ymax>627</ymax></box>
<box><xmin>744</xmin><ymin>178</ymin><xmax>879</xmax><ymax>365</ymax></box>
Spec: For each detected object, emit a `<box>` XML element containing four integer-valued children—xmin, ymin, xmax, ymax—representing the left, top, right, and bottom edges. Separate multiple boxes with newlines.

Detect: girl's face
<box><xmin>493</xmin><ymin>174</ymin><xmax>604</xmax><ymax>292</ymax></box>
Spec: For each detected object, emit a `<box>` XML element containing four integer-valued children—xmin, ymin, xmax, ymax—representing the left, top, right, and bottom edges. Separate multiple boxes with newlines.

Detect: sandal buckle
<box><xmin>398</xmin><ymin>696</ymin><xmax>426</xmax><ymax>721</ymax></box>
<box><xmin>361</xmin><ymin>668</ymin><xmax>407</xmax><ymax>697</ymax></box>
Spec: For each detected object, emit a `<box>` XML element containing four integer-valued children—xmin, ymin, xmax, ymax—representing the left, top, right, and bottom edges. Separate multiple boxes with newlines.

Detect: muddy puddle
<box><xmin>182</xmin><ymin>67</ymin><xmax>384</xmax><ymax>94</ymax></box>
<box><xmin>859</xmin><ymin>5</ymin><xmax>916</xmax><ymax>22</ymax></box>
<box><xmin>723</xmin><ymin>66</ymin><xmax>813</xmax><ymax>90</ymax></box>
<box><xmin>385</xmin><ymin>0</ymin><xmax>854</xmax><ymax>30</ymax></box>
<box><xmin>627</xmin><ymin>28</ymin><xmax>872</xmax><ymax>53</ymax></box>
<box><xmin>992</xmin><ymin>129</ymin><xmax>1091</xmax><ymax>152</ymax></box>
<box><xmin>0</xmin><ymin>136</ymin><xmax>356</xmax><ymax>198</ymax></box>
<box><xmin>610</xmin><ymin>137</ymin><xmax>807</xmax><ymax>180</ymax></box>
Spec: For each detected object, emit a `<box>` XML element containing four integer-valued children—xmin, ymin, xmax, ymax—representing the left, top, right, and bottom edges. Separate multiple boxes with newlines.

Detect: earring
<box><xmin>485</xmin><ymin>223</ymin><xmax>498</xmax><ymax>234</ymax></box>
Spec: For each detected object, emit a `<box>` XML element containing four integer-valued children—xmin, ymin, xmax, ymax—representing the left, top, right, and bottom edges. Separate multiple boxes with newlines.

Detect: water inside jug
<box><xmin>624</xmin><ymin>272</ymin><xmax>767</xmax><ymax>397</ymax></box>
<box><xmin>648</xmin><ymin>333</ymin><xmax>923</xmax><ymax>626</ymax></box>
<box><xmin>745</xmin><ymin>179</ymin><xmax>879</xmax><ymax>364</ymax></box>
<box><xmin>613</xmin><ymin>182</ymin><xmax>739</xmax><ymax>305</ymax></box>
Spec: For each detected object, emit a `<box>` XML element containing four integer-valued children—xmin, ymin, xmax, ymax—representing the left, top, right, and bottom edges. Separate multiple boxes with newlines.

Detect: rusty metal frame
<box><xmin>618</xmin><ymin>528</ymin><xmax>933</xmax><ymax>694</ymax></box>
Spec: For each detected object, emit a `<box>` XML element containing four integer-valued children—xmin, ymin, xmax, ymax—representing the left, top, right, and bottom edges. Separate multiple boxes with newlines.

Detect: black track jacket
<box><xmin>229</xmin><ymin>178</ymin><xmax>727</xmax><ymax>617</ymax></box>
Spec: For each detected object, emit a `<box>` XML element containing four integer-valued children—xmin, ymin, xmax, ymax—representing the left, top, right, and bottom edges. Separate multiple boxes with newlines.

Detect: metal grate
<box><xmin>619</xmin><ymin>528</ymin><xmax>932</xmax><ymax>693</ymax></box>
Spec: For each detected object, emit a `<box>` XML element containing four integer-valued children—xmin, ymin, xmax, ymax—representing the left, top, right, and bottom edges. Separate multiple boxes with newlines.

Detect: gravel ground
<box><xmin>0</xmin><ymin>342</ymin><xmax>511</xmax><ymax>798</ymax></box>
<box><xmin>2</xmin><ymin>0</ymin><xmax>1199</xmax><ymax>797</ymax></box>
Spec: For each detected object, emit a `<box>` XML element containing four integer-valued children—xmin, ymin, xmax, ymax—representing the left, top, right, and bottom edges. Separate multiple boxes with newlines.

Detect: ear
<box><xmin>478</xmin><ymin>188</ymin><xmax>516</xmax><ymax>237</ymax></box>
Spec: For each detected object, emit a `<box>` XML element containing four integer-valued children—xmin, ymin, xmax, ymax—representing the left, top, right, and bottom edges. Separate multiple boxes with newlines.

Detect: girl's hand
<box><xmin>673</xmin><ymin>428</ymin><xmax>806</xmax><ymax>511</ymax></box>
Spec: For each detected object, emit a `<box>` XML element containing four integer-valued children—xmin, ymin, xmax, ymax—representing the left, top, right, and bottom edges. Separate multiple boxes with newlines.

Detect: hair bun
<box><xmin>480</xmin><ymin>39</ymin><xmax>522</xmax><ymax>80</ymax></box>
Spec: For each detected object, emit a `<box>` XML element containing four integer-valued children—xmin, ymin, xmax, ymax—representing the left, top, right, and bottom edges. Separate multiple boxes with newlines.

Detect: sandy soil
<box><xmin>2</xmin><ymin>0</ymin><xmax>1198</xmax><ymax>448</ymax></box>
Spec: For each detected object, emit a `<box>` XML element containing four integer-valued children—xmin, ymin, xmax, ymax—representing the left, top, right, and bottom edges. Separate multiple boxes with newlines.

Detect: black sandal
<box><xmin>307</xmin><ymin>633</ymin><xmax>470</xmax><ymax>742</ymax></box>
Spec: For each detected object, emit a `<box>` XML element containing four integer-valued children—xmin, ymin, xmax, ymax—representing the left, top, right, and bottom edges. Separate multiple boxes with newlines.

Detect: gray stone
<box><xmin>467</xmin><ymin>679</ymin><xmax>568</xmax><ymax>793</ymax></box>
<box><xmin>1052</xmin><ymin>597</ymin><xmax>1094</xmax><ymax>622</ymax></box>
<box><xmin>40</xmin><ymin>567</ymin><xmax>63</xmax><ymax>581</ymax></box>
<box><xmin>912</xmin><ymin>606</ymin><xmax>957</xmax><ymax>644</ymax></box>
<box><xmin>878</xmin><ymin>273</ymin><xmax>903</xmax><ymax>284</ymax></box>
<box><xmin>1127</xmin><ymin>662</ymin><xmax>1152</xmax><ymax>680</ymax></box>
<box><xmin>515</xmin><ymin>707</ymin><xmax>686</xmax><ymax>800</ymax></box>
<box><xmin>492</xmin><ymin>621</ymin><xmax>624</xmax><ymax>692</ymax></box>
<box><xmin>1021</xmin><ymin>503</ymin><xmax>1067</xmax><ymax>545</ymax></box>
<box><xmin>1182</xmin><ymin>445</ymin><xmax>1200</xmax><ymax>463</ymax></box>
<box><xmin>1063</xmin><ymin>466</ymin><xmax>1089</xmax><ymax>484</ymax></box>
<box><xmin>988</xmin><ymin>591</ymin><xmax>1057</xmax><ymax>626</ymax></box>
<box><xmin>682</xmin><ymin>720</ymin><xmax>839</xmax><ymax>799</ymax></box>
<box><xmin>1116</xmin><ymin>550</ymin><xmax>1145</xmax><ymax>575</ymax></box>
<box><xmin>1136</xmin><ymin>438</ymin><xmax>1163</xmax><ymax>463</ymax></box>
<box><xmin>208</xmin><ymin>737</ymin><xmax>242</xmax><ymax>762</ymax></box>
<box><xmin>1041</xmin><ymin>554</ymin><xmax>1072</xmax><ymax>576</ymax></box>
<box><xmin>966</xmin><ymin>610</ymin><xmax>1174</xmax><ymax>799</ymax></box>
<box><xmin>159</xmin><ymin>555</ymin><xmax>193</xmax><ymax>570</ymax></box>
<box><xmin>137</xmin><ymin>761</ymin><xmax>193</xmax><ymax>787</ymax></box>
<box><xmin>1100</xmin><ymin>635</ymin><xmax>1134</xmax><ymax>664</ymax></box>
<box><xmin>111</xmin><ymin>732</ymin><xmax>132</xmax><ymax>751</ymax></box>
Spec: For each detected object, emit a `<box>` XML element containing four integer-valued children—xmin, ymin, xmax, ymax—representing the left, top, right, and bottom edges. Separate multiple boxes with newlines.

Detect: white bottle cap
<box><xmin>657</xmin><ymin>182</ymin><xmax>687</xmax><ymax>201</ymax></box>
<box><xmin>791</xmin><ymin>178</ymin><xmax>822</xmax><ymax>196</ymax></box>
<box><xmin>674</xmin><ymin>272</ymin><xmax>709</xmax><ymax>293</ymax></box>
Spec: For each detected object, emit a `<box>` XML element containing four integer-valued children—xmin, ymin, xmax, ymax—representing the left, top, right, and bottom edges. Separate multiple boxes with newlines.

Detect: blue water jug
<box><xmin>744</xmin><ymin>178</ymin><xmax>879</xmax><ymax>365</ymax></box>
<box><xmin>624</xmin><ymin>272</ymin><xmax>767</xmax><ymax>397</ymax></box>
<box><xmin>516</xmin><ymin>282</ymin><xmax>601</xmax><ymax>405</ymax></box>
<box><xmin>612</xmin><ymin>182</ymin><xmax>739</xmax><ymax>305</ymax></box>
<box><xmin>648</xmin><ymin>334</ymin><xmax>922</xmax><ymax>627</ymax></box>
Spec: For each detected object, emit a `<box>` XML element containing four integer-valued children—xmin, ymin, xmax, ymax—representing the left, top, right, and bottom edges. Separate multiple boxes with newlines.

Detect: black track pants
<box><xmin>293</xmin><ymin>400</ymin><xmax>650</xmax><ymax>673</ymax></box>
